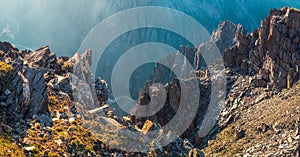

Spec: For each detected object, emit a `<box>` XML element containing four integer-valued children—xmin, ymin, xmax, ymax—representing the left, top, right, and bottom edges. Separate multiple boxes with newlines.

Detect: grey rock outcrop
<box><xmin>26</xmin><ymin>46</ymin><xmax>50</xmax><ymax>68</ymax></box>
<box><xmin>211</xmin><ymin>20</ymin><xmax>247</xmax><ymax>53</ymax></box>
<box><xmin>0</xmin><ymin>42</ymin><xmax>50</xmax><ymax>118</ymax></box>
<box><xmin>69</xmin><ymin>50</ymin><xmax>100</xmax><ymax>110</ymax></box>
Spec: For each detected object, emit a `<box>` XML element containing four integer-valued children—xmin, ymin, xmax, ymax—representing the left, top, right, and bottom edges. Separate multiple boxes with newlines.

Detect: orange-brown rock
<box><xmin>141</xmin><ymin>120</ymin><xmax>155</xmax><ymax>135</ymax></box>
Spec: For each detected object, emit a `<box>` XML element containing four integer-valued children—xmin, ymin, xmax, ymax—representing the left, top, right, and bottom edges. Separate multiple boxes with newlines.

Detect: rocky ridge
<box><xmin>0</xmin><ymin>41</ymin><xmax>126</xmax><ymax>156</ymax></box>
<box><xmin>0</xmin><ymin>41</ymin><xmax>192</xmax><ymax>156</ymax></box>
<box><xmin>0</xmin><ymin>6</ymin><xmax>299</xmax><ymax>157</ymax></box>
<box><xmin>128</xmin><ymin>7</ymin><xmax>300</xmax><ymax>156</ymax></box>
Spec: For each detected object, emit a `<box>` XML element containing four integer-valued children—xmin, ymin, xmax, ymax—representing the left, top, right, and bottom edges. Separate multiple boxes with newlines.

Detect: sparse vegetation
<box><xmin>57</xmin><ymin>59</ymin><xmax>73</xmax><ymax>73</ymax></box>
<box><xmin>0</xmin><ymin>134</ymin><xmax>25</xmax><ymax>157</ymax></box>
<box><xmin>0</xmin><ymin>62</ymin><xmax>13</xmax><ymax>76</ymax></box>
<box><xmin>61</xmin><ymin>61</ymin><xmax>73</xmax><ymax>73</ymax></box>
<box><xmin>0</xmin><ymin>61</ymin><xmax>13</xmax><ymax>92</ymax></box>
<box><xmin>18</xmin><ymin>92</ymin><xmax>136</xmax><ymax>156</ymax></box>
<box><xmin>202</xmin><ymin>82</ymin><xmax>300</xmax><ymax>156</ymax></box>
<box><xmin>22</xmin><ymin>93</ymin><xmax>107</xmax><ymax>156</ymax></box>
<box><xmin>202</xmin><ymin>125</ymin><xmax>244</xmax><ymax>156</ymax></box>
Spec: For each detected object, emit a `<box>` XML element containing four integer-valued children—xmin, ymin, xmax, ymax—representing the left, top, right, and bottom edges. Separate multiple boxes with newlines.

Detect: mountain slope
<box><xmin>0</xmin><ymin>6</ymin><xmax>300</xmax><ymax>157</ymax></box>
<box><xmin>202</xmin><ymin>81</ymin><xmax>300</xmax><ymax>156</ymax></box>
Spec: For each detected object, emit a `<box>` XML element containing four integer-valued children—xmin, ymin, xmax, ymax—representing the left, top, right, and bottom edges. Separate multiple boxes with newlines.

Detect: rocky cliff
<box><xmin>0</xmin><ymin>6</ymin><xmax>299</xmax><ymax>157</ymax></box>
<box><xmin>129</xmin><ymin>7</ymin><xmax>300</xmax><ymax>156</ymax></box>
<box><xmin>0</xmin><ymin>41</ymin><xmax>119</xmax><ymax>156</ymax></box>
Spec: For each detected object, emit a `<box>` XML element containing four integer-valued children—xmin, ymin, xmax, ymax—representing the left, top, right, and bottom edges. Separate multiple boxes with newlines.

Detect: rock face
<box><xmin>223</xmin><ymin>7</ymin><xmax>300</xmax><ymax>89</ymax></box>
<box><xmin>0</xmin><ymin>42</ymin><xmax>110</xmax><ymax>126</ymax></box>
<box><xmin>129</xmin><ymin>7</ymin><xmax>300</xmax><ymax>152</ymax></box>
<box><xmin>0</xmin><ymin>42</ymin><xmax>50</xmax><ymax>119</ymax></box>
<box><xmin>21</xmin><ymin>67</ymin><xmax>48</xmax><ymax>118</ymax></box>
<box><xmin>26</xmin><ymin>46</ymin><xmax>51</xmax><ymax>68</ymax></box>
<box><xmin>211</xmin><ymin>20</ymin><xmax>247</xmax><ymax>53</ymax></box>
<box><xmin>131</xmin><ymin>78</ymin><xmax>211</xmax><ymax>144</ymax></box>
<box><xmin>68</xmin><ymin>50</ymin><xmax>111</xmax><ymax>110</ymax></box>
<box><xmin>258</xmin><ymin>7</ymin><xmax>300</xmax><ymax>88</ymax></box>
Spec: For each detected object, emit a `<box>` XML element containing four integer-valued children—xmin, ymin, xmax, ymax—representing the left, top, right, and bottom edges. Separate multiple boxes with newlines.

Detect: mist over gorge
<box><xmin>0</xmin><ymin>0</ymin><xmax>299</xmax><ymax>56</ymax></box>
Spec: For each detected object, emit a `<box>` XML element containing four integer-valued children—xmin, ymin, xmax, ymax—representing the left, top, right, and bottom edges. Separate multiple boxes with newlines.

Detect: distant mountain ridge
<box><xmin>0</xmin><ymin>0</ymin><xmax>299</xmax><ymax>55</ymax></box>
